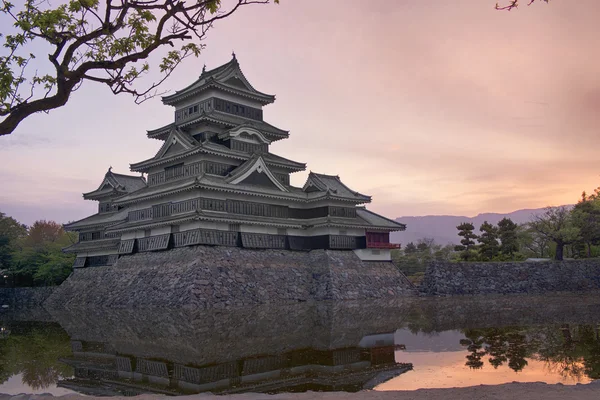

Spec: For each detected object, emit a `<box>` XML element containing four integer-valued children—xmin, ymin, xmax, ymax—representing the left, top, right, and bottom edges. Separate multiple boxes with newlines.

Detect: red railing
<box><xmin>366</xmin><ymin>242</ymin><xmax>401</xmax><ymax>249</ymax></box>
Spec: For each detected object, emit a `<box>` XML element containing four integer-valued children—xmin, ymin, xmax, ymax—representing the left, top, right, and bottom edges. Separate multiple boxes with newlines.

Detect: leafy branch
<box><xmin>0</xmin><ymin>0</ymin><xmax>277</xmax><ymax>136</ymax></box>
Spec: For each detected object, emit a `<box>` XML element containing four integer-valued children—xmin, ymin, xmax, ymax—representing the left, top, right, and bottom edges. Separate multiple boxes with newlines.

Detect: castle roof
<box><xmin>147</xmin><ymin>111</ymin><xmax>289</xmax><ymax>141</ymax></box>
<box><xmin>303</xmin><ymin>172</ymin><xmax>371</xmax><ymax>203</ymax></box>
<box><xmin>161</xmin><ymin>55</ymin><xmax>275</xmax><ymax>106</ymax></box>
<box><xmin>82</xmin><ymin>169</ymin><xmax>146</xmax><ymax>201</ymax></box>
<box><xmin>112</xmin><ymin>172</ymin><xmax>370</xmax><ymax>206</ymax></box>
<box><xmin>130</xmin><ymin>140</ymin><xmax>305</xmax><ymax>173</ymax></box>
<box><xmin>64</xmin><ymin>209</ymin><xmax>128</xmax><ymax>231</ymax></box>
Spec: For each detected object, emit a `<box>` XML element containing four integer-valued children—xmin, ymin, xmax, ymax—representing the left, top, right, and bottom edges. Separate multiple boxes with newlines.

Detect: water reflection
<box><xmin>1</xmin><ymin>294</ymin><xmax>600</xmax><ymax>395</ymax></box>
<box><xmin>0</xmin><ymin>322</ymin><xmax>73</xmax><ymax>393</ymax></box>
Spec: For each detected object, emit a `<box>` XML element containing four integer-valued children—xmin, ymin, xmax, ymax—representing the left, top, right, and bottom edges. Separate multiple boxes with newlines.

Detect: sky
<box><xmin>1</xmin><ymin>0</ymin><xmax>600</xmax><ymax>225</ymax></box>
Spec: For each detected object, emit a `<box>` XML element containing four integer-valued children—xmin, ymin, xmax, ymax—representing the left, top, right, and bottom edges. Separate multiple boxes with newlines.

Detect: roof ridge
<box><xmin>111</xmin><ymin>172</ymin><xmax>144</xmax><ymax>179</ymax></box>
<box><xmin>311</xmin><ymin>172</ymin><xmax>339</xmax><ymax>178</ymax></box>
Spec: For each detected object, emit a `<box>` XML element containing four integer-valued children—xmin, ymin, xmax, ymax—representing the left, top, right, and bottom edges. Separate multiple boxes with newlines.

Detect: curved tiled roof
<box><xmin>83</xmin><ymin>169</ymin><xmax>146</xmax><ymax>200</ymax></box>
<box><xmin>64</xmin><ymin>209</ymin><xmax>128</xmax><ymax>231</ymax></box>
<box><xmin>304</xmin><ymin>172</ymin><xmax>371</xmax><ymax>203</ymax></box>
<box><xmin>161</xmin><ymin>56</ymin><xmax>275</xmax><ymax>106</ymax></box>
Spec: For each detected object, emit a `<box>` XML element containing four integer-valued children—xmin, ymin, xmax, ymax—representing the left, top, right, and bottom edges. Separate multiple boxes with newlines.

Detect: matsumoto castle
<box><xmin>64</xmin><ymin>55</ymin><xmax>406</xmax><ymax>267</ymax></box>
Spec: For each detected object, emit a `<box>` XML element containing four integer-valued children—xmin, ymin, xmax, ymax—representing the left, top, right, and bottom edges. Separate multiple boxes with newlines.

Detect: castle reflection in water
<box><xmin>3</xmin><ymin>294</ymin><xmax>600</xmax><ymax>396</ymax></box>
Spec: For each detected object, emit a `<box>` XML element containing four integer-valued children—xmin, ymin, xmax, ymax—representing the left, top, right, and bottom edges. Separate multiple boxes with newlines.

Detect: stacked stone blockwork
<box><xmin>47</xmin><ymin>247</ymin><xmax>415</xmax><ymax>308</ymax></box>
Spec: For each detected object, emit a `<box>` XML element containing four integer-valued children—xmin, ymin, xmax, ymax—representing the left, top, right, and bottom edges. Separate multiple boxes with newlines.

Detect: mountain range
<box><xmin>391</xmin><ymin>207</ymin><xmax>550</xmax><ymax>246</ymax></box>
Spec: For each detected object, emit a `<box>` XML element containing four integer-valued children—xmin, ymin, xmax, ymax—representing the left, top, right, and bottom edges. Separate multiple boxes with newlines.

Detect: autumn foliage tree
<box><xmin>0</xmin><ymin>0</ymin><xmax>277</xmax><ymax>136</ymax></box>
<box><xmin>3</xmin><ymin>217</ymin><xmax>76</xmax><ymax>286</ymax></box>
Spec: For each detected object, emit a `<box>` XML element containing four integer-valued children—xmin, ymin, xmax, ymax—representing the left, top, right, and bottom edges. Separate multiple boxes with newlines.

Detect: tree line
<box><xmin>455</xmin><ymin>189</ymin><xmax>600</xmax><ymax>261</ymax></box>
<box><xmin>0</xmin><ymin>211</ymin><xmax>75</xmax><ymax>286</ymax></box>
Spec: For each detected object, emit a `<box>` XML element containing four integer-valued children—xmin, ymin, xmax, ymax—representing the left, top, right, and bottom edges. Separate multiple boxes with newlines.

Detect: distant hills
<box><xmin>391</xmin><ymin>208</ymin><xmax>551</xmax><ymax>245</ymax></box>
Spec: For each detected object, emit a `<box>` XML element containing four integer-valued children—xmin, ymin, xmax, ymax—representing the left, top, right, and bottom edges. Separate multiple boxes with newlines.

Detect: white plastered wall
<box><xmin>353</xmin><ymin>248</ymin><xmax>391</xmax><ymax>261</ymax></box>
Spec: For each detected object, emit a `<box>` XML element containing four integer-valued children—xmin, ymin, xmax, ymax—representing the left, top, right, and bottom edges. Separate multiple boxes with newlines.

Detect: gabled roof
<box><xmin>303</xmin><ymin>172</ymin><xmax>371</xmax><ymax>203</ymax></box>
<box><xmin>218</xmin><ymin>124</ymin><xmax>272</xmax><ymax>144</ymax></box>
<box><xmin>82</xmin><ymin>168</ymin><xmax>147</xmax><ymax>200</ymax></box>
<box><xmin>113</xmin><ymin>176</ymin><xmax>199</xmax><ymax>205</ymax></box>
<box><xmin>130</xmin><ymin>140</ymin><xmax>305</xmax><ymax>173</ymax></box>
<box><xmin>147</xmin><ymin>110</ymin><xmax>289</xmax><ymax>141</ymax></box>
<box><xmin>225</xmin><ymin>155</ymin><xmax>289</xmax><ymax>192</ymax></box>
<box><xmin>152</xmin><ymin>127</ymin><xmax>198</xmax><ymax>160</ymax></box>
<box><xmin>161</xmin><ymin>55</ymin><xmax>275</xmax><ymax>106</ymax></box>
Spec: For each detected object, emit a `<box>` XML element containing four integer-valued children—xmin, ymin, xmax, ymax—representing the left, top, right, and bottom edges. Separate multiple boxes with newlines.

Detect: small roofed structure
<box><xmin>65</xmin><ymin>55</ymin><xmax>406</xmax><ymax>268</ymax></box>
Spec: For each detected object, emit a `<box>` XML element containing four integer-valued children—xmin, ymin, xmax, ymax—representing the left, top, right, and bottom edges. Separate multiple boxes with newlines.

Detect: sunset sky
<box><xmin>2</xmin><ymin>0</ymin><xmax>600</xmax><ymax>225</ymax></box>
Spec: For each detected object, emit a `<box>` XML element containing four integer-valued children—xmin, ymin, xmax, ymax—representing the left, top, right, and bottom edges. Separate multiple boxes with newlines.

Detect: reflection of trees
<box><xmin>535</xmin><ymin>324</ymin><xmax>600</xmax><ymax>381</ymax></box>
<box><xmin>461</xmin><ymin>328</ymin><xmax>529</xmax><ymax>372</ymax></box>
<box><xmin>0</xmin><ymin>323</ymin><xmax>73</xmax><ymax>389</ymax></box>
<box><xmin>459</xmin><ymin>324</ymin><xmax>600</xmax><ymax>380</ymax></box>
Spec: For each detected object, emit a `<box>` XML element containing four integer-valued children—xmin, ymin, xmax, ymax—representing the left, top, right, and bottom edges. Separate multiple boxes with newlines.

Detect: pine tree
<box><xmin>455</xmin><ymin>222</ymin><xmax>478</xmax><ymax>260</ymax></box>
<box><xmin>404</xmin><ymin>242</ymin><xmax>417</xmax><ymax>255</ymax></box>
<box><xmin>478</xmin><ymin>221</ymin><xmax>500</xmax><ymax>261</ymax></box>
<box><xmin>498</xmin><ymin>218</ymin><xmax>519</xmax><ymax>257</ymax></box>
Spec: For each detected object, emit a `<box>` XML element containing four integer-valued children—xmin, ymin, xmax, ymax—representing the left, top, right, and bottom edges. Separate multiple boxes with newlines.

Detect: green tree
<box><xmin>519</xmin><ymin>224</ymin><xmax>551</xmax><ymax>258</ymax></box>
<box><xmin>9</xmin><ymin>220</ymin><xmax>76</xmax><ymax>286</ymax></box>
<box><xmin>530</xmin><ymin>207</ymin><xmax>579</xmax><ymax>261</ymax></box>
<box><xmin>571</xmin><ymin>193</ymin><xmax>600</xmax><ymax>258</ymax></box>
<box><xmin>455</xmin><ymin>222</ymin><xmax>478</xmax><ymax>260</ymax></box>
<box><xmin>498</xmin><ymin>217</ymin><xmax>519</xmax><ymax>258</ymax></box>
<box><xmin>0</xmin><ymin>211</ymin><xmax>27</xmax><ymax>272</ymax></box>
<box><xmin>0</xmin><ymin>0</ymin><xmax>278</xmax><ymax>136</ymax></box>
<box><xmin>477</xmin><ymin>221</ymin><xmax>499</xmax><ymax>261</ymax></box>
<box><xmin>404</xmin><ymin>242</ymin><xmax>417</xmax><ymax>255</ymax></box>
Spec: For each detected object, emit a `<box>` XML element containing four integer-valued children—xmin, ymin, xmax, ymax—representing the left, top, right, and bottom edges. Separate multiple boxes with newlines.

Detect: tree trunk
<box><xmin>555</xmin><ymin>241</ymin><xmax>564</xmax><ymax>261</ymax></box>
<box><xmin>587</xmin><ymin>242</ymin><xmax>592</xmax><ymax>258</ymax></box>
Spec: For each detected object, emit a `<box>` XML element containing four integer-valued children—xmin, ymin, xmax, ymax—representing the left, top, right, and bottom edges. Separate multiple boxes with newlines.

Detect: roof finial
<box><xmin>108</xmin><ymin>166</ymin><xmax>112</xmax><ymax>173</ymax></box>
<box><xmin>202</xmin><ymin>64</ymin><xmax>206</xmax><ymax>74</ymax></box>
<box><xmin>232</xmin><ymin>50</ymin><xmax>236</xmax><ymax>60</ymax></box>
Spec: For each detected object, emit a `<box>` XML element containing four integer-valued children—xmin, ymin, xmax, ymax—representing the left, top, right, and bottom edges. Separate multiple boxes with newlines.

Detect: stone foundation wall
<box><xmin>45</xmin><ymin>247</ymin><xmax>415</xmax><ymax>309</ymax></box>
<box><xmin>420</xmin><ymin>259</ymin><xmax>600</xmax><ymax>295</ymax></box>
<box><xmin>0</xmin><ymin>287</ymin><xmax>56</xmax><ymax>308</ymax></box>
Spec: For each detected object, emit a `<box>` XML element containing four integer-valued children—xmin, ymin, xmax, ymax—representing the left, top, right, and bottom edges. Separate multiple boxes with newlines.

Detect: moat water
<box><xmin>1</xmin><ymin>293</ymin><xmax>600</xmax><ymax>396</ymax></box>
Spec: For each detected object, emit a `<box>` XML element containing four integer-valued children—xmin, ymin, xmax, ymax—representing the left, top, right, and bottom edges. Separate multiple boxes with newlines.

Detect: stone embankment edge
<box><xmin>2</xmin><ymin>382</ymin><xmax>600</xmax><ymax>400</ymax></box>
<box><xmin>0</xmin><ymin>287</ymin><xmax>55</xmax><ymax>308</ymax></box>
<box><xmin>45</xmin><ymin>247</ymin><xmax>416</xmax><ymax>308</ymax></box>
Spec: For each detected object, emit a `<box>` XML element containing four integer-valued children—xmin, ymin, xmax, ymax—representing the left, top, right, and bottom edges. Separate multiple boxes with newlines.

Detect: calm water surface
<box><xmin>1</xmin><ymin>293</ymin><xmax>600</xmax><ymax>396</ymax></box>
